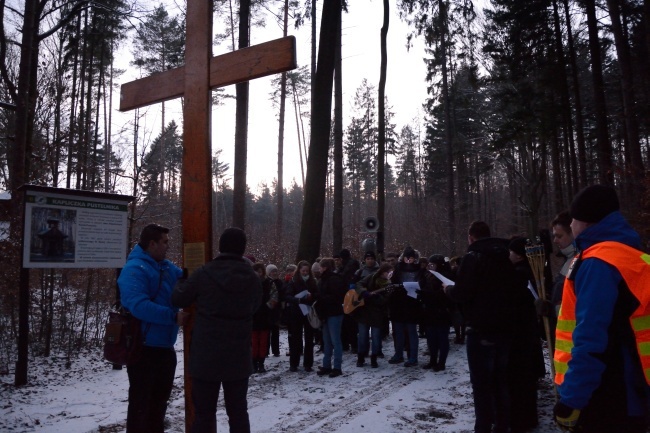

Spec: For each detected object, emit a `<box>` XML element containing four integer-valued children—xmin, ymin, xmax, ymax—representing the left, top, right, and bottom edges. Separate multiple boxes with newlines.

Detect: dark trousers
<box><xmin>288</xmin><ymin>316</ymin><xmax>314</xmax><ymax>368</ymax></box>
<box><xmin>126</xmin><ymin>346</ymin><xmax>177</xmax><ymax>433</ymax></box>
<box><xmin>466</xmin><ymin>331</ymin><xmax>512</xmax><ymax>433</ymax></box>
<box><xmin>425</xmin><ymin>324</ymin><xmax>450</xmax><ymax>366</ymax></box>
<box><xmin>192</xmin><ymin>377</ymin><xmax>250</xmax><ymax>433</ymax></box>
<box><xmin>341</xmin><ymin>314</ymin><xmax>358</xmax><ymax>350</ymax></box>
<box><xmin>269</xmin><ymin>324</ymin><xmax>280</xmax><ymax>356</ymax></box>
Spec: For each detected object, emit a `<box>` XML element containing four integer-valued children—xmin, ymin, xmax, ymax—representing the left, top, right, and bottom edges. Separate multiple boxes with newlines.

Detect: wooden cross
<box><xmin>119</xmin><ymin>0</ymin><xmax>296</xmax><ymax>429</ymax></box>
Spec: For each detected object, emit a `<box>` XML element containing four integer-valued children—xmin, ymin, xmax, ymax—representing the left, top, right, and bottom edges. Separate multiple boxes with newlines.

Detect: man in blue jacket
<box><xmin>117</xmin><ymin>223</ymin><xmax>184</xmax><ymax>433</ymax></box>
<box><xmin>554</xmin><ymin>185</ymin><xmax>648</xmax><ymax>433</ymax></box>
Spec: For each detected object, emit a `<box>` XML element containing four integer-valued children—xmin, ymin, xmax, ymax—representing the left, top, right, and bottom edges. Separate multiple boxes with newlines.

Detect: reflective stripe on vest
<box><xmin>554</xmin><ymin>241</ymin><xmax>650</xmax><ymax>385</ymax></box>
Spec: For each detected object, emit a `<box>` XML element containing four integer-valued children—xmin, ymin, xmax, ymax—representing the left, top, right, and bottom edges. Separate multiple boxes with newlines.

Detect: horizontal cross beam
<box><xmin>119</xmin><ymin>36</ymin><xmax>297</xmax><ymax>112</ymax></box>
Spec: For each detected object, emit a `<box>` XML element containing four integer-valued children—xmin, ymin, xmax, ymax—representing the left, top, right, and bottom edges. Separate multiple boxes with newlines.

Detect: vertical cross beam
<box><xmin>180</xmin><ymin>0</ymin><xmax>212</xmax><ymax>429</ymax></box>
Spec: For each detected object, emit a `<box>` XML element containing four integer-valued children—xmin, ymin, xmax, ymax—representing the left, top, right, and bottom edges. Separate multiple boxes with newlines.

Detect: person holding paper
<box><xmin>419</xmin><ymin>255</ymin><xmax>454</xmax><ymax>371</ymax></box>
<box><xmin>388</xmin><ymin>246</ymin><xmax>424</xmax><ymax>367</ymax></box>
<box><xmin>283</xmin><ymin>260</ymin><xmax>318</xmax><ymax>372</ymax></box>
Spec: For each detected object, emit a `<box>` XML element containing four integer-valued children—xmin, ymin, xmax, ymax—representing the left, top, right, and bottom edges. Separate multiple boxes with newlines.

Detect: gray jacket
<box><xmin>172</xmin><ymin>253</ymin><xmax>262</xmax><ymax>381</ymax></box>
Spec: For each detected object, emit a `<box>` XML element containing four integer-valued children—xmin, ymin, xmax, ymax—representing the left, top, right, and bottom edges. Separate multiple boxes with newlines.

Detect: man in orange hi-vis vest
<box><xmin>553</xmin><ymin>185</ymin><xmax>650</xmax><ymax>433</ymax></box>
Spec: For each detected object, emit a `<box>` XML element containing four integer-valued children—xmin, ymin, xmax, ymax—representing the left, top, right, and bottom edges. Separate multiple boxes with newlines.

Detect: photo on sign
<box><xmin>29</xmin><ymin>207</ymin><xmax>77</xmax><ymax>264</ymax></box>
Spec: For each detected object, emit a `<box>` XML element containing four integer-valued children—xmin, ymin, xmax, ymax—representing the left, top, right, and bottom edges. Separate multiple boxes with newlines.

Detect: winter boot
<box><xmin>356</xmin><ymin>354</ymin><xmax>366</xmax><ymax>367</ymax></box>
<box><xmin>258</xmin><ymin>360</ymin><xmax>266</xmax><ymax>373</ymax></box>
<box><xmin>370</xmin><ymin>355</ymin><xmax>378</xmax><ymax>368</ymax></box>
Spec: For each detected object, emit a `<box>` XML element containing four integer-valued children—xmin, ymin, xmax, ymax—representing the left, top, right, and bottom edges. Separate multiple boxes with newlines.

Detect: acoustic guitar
<box><xmin>343</xmin><ymin>284</ymin><xmax>399</xmax><ymax>315</ymax></box>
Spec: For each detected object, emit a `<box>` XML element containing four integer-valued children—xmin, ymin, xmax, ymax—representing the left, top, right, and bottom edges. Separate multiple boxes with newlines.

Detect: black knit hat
<box><xmin>403</xmin><ymin>246</ymin><xmax>417</xmax><ymax>259</ymax></box>
<box><xmin>339</xmin><ymin>249</ymin><xmax>351</xmax><ymax>260</ymax></box>
<box><xmin>219</xmin><ymin>227</ymin><xmax>247</xmax><ymax>256</ymax></box>
<box><xmin>428</xmin><ymin>254</ymin><xmax>446</xmax><ymax>267</ymax></box>
<box><xmin>570</xmin><ymin>185</ymin><xmax>620</xmax><ymax>223</ymax></box>
<box><xmin>508</xmin><ymin>237</ymin><xmax>527</xmax><ymax>258</ymax></box>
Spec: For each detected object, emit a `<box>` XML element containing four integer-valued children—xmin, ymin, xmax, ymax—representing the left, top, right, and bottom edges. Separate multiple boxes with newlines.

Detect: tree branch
<box><xmin>0</xmin><ymin>0</ymin><xmax>17</xmax><ymax>101</ymax></box>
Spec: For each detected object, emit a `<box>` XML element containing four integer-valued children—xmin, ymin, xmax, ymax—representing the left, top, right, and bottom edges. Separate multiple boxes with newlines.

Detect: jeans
<box><xmin>322</xmin><ymin>315</ymin><xmax>343</xmax><ymax>369</ymax></box>
<box><xmin>357</xmin><ymin>322</ymin><xmax>382</xmax><ymax>356</ymax></box>
<box><xmin>425</xmin><ymin>324</ymin><xmax>450</xmax><ymax>365</ymax></box>
<box><xmin>192</xmin><ymin>377</ymin><xmax>251</xmax><ymax>433</ymax></box>
<box><xmin>126</xmin><ymin>346</ymin><xmax>177</xmax><ymax>433</ymax></box>
<box><xmin>466</xmin><ymin>331</ymin><xmax>512</xmax><ymax>433</ymax></box>
<box><xmin>392</xmin><ymin>321</ymin><xmax>419</xmax><ymax>363</ymax></box>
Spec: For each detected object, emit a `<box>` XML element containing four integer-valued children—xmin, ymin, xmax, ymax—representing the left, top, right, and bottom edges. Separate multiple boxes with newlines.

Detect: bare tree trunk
<box><xmin>66</xmin><ymin>14</ymin><xmax>81</xmax><ymax>189</ymax></box>
<box><xmin>13</xmin><ymin>0</ymin><xmax>39</xmax><ymax>387</ymax></box>
<box><xmin>438</xmin><ymin>0</ymin><xmax>456</xmax><ymax>251</ymax></box>
<box><xmin>233</xmin><ymin>0</ymin><xmax>251</xmax><ymax>228</ymax></box>
<box><xmin>376</xmin><ymin>0</ymin><xmax>389</xmax><ymax>260</ymax></box>
<box><xmin>291</xmin><ymin>84</ymin><xmax>306</xmax><ymax>185</ymax></box>
<box><xmin>276</xmin><ymin>0</ymin><xmax>289</xmax><ymax>240</ymax></box>
<box><xmin>296</xmin><ymin>0</ymin><xmax>339</xmax><ymax>262</ymax></box>
<box><xmin>43</xmin><ymin>269</ymin><xmax>55</xmax><ymax>357</ymax></box>
<box><xmin>583</xmin><ymin>0</ymin><xmax>613</xmax><ymax>184</ymax></box>
<box><xmin>311</xmin><ymin>0</ymin><xmax>317</xmax><ymax>115</ymax></box>
<box><xmin>332</xmin><ymin>0</ymin><xmax>343</xmax><ymax>255</ymax></box>
<box><xmin>562</xmin><ymin>0</ymin><xmax>588</xmax><ymax>187</ymax></box>
<box><xmin>606</xmin><ymin>0</ymin><xmax>644</xmax><ymax>182</ymax></box>
<box><xmin>551</xmin><ymin>0</ymin><xmax>576</xmax><ymax>197</ymax></box>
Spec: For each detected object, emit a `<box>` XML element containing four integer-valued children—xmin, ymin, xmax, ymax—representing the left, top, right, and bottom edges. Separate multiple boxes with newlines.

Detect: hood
<box><xmin>467</xmin><ymin>237</ymin><xmax>510</xmax><ymax>261</ymax></box>
<box><xmin>575</xmin><ymin>211</ymin><xmax>641</xmax><ymax>251</ymax></box>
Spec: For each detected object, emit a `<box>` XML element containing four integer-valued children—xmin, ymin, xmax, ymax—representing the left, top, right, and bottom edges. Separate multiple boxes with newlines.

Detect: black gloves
<box><xmin>554</xmin><ymin>402</ymin><xmax>581</xmax><ymax>431</ymax></box>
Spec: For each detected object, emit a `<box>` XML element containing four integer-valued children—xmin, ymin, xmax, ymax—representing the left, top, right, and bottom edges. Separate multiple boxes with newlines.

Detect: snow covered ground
<box><xmin>1</xmin><ymin>330</ymin><xmax>561</xmax><ymax>432</ymax></box>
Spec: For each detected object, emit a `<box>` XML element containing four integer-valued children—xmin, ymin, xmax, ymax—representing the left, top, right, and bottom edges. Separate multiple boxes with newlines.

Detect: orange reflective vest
<box><xmin>554</xmin><ymin>241</ymin><xmax>650</xmax><ymax>386</ymax></box>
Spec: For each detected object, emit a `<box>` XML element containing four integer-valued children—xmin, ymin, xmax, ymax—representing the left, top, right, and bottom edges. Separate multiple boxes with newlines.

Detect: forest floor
<box><xmin>1</xmin><ymin>329</ymin><xmax>561</xmax><ymax>432</ymax></box>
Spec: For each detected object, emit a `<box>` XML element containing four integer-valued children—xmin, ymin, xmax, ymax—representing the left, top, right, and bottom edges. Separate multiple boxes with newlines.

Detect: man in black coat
<box><xmin>444</xmin><ymin>221</ymin><xmax>524</xmax><ymax>433</ymax></box>
<box><xmin>172</xmin><ymin>227</ymin><xmax>262</xmax><ymax>433</ymax></box>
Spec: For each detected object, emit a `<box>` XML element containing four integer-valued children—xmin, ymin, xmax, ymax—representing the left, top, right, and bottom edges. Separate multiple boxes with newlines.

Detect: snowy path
<box><xmin>0</xmin><ymin>330</ymin><xmax>560</xmax><ymax>432</ymax></box>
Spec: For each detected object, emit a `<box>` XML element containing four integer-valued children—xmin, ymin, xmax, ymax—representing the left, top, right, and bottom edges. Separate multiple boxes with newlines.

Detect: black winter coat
<box><xmin>252</xmin><ymin>278</ymin><xmax>273</xmax><ymax>330</ymax></box>
<box><xmin>388</xmin><ymin>262</ymin><xmax>424</xmax><ymax>324</ymax></box>
<box><xmin>418</xmin><ymin>271</ymin><xmax>453</xmax><ymax>327</ymax></box>
<box><xmin>171</xmin><ymin>253</ymin><xmax>262</xmax><ymax>381</ymax></box>
<box><xmin>317</xmin><ymin>269</ymin><xmax>347</xmax><ymax>318</ymax></box>
<box><xmin>283</xmin><ymin>275</ymin><xmax>318</xmax><ymax>324</ymax></box>
<box><xmin>446</xmin><ymin>237</ymin><xmax>525</xmax><ymax>334</ymax></box>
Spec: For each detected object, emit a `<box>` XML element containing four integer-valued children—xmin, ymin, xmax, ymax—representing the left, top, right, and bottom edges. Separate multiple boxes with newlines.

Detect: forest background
<box><xmin>1</xmin><ymin>0</ymin><xmax>649</xmax><ymax>382</ymax></box>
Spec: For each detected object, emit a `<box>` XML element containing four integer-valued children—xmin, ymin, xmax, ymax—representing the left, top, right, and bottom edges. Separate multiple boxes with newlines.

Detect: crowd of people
<box><xmin>117</xmin><ymin>184</ymin><xmax>650</xmax><ymax>433</ymax></box>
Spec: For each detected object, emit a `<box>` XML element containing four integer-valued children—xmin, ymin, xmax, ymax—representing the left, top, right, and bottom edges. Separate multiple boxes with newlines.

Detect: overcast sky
<box><xmin>113</xmin><ymin>0</ymin><xmax>430</xmax><ymax>194</ymax></box>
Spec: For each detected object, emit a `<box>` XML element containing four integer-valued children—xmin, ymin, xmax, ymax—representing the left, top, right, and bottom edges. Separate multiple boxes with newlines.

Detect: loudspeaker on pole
<box><xmin>363</xmin><ymin>216</ymin><xmax>379</xmax><ymax>233</ymax></box>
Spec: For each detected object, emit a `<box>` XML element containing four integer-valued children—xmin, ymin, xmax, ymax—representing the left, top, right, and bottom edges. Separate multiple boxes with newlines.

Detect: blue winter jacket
<box><xmin>560</xmin><ymin>211</ymin><xmax>646</xmax><ymax>415</ymax></box>
<box><xmin>117</xmin><ymin>244</ymin><xmax>183</xmax><ymax>349</ymax></box>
